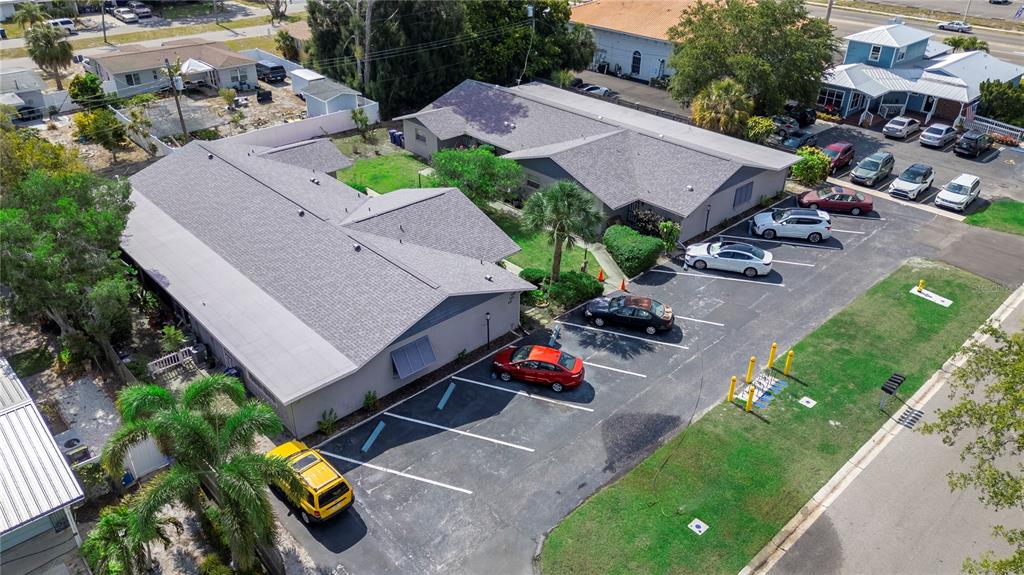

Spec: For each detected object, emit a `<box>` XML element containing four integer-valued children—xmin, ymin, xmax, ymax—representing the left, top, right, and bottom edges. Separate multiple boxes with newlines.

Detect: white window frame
<box><xmin>125</xmin><ymin>72</ymin><xmax>141</xmax><ymax>87</ymax></box>
<box><xmin>817</xmin><ymin>88</ymin><xmax>844</xmax><ymax>111</ymax></box>
<box><xmin>850</xmin><ymin>91</ymin><xmax>865</xmax><ymax>111</ymax></box>
<box><xmin>869</xmin><ymin>45</ymin><xmax>882</xmax><ymax>62</ymax></box>
<box><xmin>230</xmin><ymin>68</ymin><xmax>249</xmax><ymax>85</ymax></box>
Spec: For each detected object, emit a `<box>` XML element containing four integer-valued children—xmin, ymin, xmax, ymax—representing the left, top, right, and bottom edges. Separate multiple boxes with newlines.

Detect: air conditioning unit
<box><xmin>54</xmin><ymin>429</ymin><xmax>91</xmax><ymax>465</ymax></box>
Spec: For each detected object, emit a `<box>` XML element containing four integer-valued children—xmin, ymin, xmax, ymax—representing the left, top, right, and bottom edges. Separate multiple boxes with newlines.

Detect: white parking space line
<box><xmin>648</xmin><ymin>269</ymin><xmax>786</xmax><ymax>288</ymax></box>
<box><xmin>829</xmin><ymin>213</ymin><xmax>886</xmax><ymax>221</ymax></box>
<box><xmin>555</xmin><ymin>321</ymin><xmax>691</xmax><ymax>349</ymax></box>
<box><xmin>382</xmin><ymin>412</ymin><xmax>535</xmax><ymax>452</ymax></box>
<box><xmin>675</xmin><ymin>315</ymin><xmax>727</xmax><ymax>326</ymax></box>
<box><xmin>772</xmin><ymin>259</ymin><xmax>816</xmax><ymax>267</ymax></box>
<box><xmin>320</xmin><ymin>451</ymin><xmax>474</xmax><ymax>495</ymax></box>
<box><xmin>583</xmin><ymin>362</ymin><xmax>647</xmax><ymax>378</ymax></box>
<box><xmin>451</xmin><ymin>376</ymin><xmax>596</xmax><ymax>412</ymax></box>
<box><xmin>829</xmin><ymin>228</ymin><xmax>866</xmax><ymax>235</ymax></box>
<box><xmin>717</xmin><ymin>234</ymin><xmax>842</xmax><ymax>250</ymax></box>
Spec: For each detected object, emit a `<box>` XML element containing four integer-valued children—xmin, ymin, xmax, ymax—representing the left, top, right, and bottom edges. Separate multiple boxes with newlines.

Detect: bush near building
<box><xmin>603</xmin><ymin>225</ymin><xmax>663</xmax><ymax>277</ymax></box>
<box><xmin>547</xmin><ymin>272</ymin><xmax>602</xmax><ymax>307</ymax></box>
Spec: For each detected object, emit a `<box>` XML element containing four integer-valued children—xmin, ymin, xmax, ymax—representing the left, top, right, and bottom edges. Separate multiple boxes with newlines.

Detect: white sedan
<box><xmin>684</xmin><ymin>240</ymin><xmax>773</xmax><ymax>277</ymax></box>
<box><xmin>938</xmin><ymin>20</ymin><xmax>972</xmax><ymax>33</ymax></box>
<box><xmin>882</xmin><ymin>116</ymin><xmax>921</xmax><ymax>139</ymax></box>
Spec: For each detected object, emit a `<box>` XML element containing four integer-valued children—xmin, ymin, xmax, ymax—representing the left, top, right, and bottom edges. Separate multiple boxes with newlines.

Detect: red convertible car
<box><xmin>799</xmin><ymin>184</ymin><xmax>874</xmax><ymax>216</ymax></box>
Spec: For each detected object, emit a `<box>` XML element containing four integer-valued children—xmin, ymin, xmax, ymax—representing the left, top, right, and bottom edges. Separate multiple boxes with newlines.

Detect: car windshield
<box><xmin>771</xmin><ymin>209</ymin><xmax>787</xmax><ymax>222</ymax></box>
<box><xmin>650</xmin><ymin>301</ymin><xmax>666</xmax><ymax>317</ymax></box>
<box><xmin>855</xmin><ymin>192</ymin><xmax>866</xmax><ymax>201</ymax></box>
<box><xmin>608</xmin><ymin>296</ymin><xmax>625</xmax><ymax>310</ymax></box>
<box><xmin>511</xmin><ymin>346</ymin><xmax>533</xmax><ymax>362</ymax></box>
<box><xmin>945</xmin><ymin>182</ymin><xmax>970</xmax><ymax>195</ymax></box>
<box><xmin>859</xmin><ymin>159</ymin><xmax>880</xmax><ymax>171</ymax></box>
<box><xmin>557</xmin><ymin>351</ymin><xmax>577</xmax><ymax>370</ymax></box>
<box><xmin>821</xmin><ymin>148</ymin><xmax>839</xmax><ymax>159</ymax></box>
<box><xmin>900</xmin><ymin>167</ymin><xmax>928</xmax><ymax>183</ymax></box>
<box><xmin>318</xmin><ymin>482</ymin><xmax>349</xmax><ymax>507</ymax></box>
<box><xmin>925</xmin><ymin>127</ymin><xmax>945</xmax><ymax>135</ymax></box>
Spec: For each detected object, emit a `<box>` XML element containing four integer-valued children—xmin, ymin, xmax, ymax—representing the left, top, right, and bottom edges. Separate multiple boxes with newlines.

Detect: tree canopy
<box><xmin>691</xmin><ymin>77</ymin><xmax>753</xmax><ymax>137</ymax></box>
<box><xmin>921</xmin><ymin>325</ymin><xmax>1024</xmax><ymax>575</ymax></box>
<box><xmin>667</xmin><ymin>0</ymin><xmax>838</xmax><ymax>115</ymax></box>
<box><xmin>979</xmin><ymin>80</ymin><xmax>1024</xmax><ymax>128</ymax></box>
<box><xmin>431</xmin><ymin>145</ymin><xmax>523</xmax><ymax>206</ymax></box>
<box><xmin>521</xmin><ymin>180</ymin><xmax>602</xmax><ymax>283</ymax></box>
<box><xmin>25</xmin><ymin>23</ymin><xmax>73</xmax><ymax>91</ymax></box>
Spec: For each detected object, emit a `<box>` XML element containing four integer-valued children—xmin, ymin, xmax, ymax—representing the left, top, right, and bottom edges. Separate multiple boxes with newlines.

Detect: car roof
<box><xmin>905</xmin><ymin>163</ymin><xmax>931</xmax><ymax>172</ymax></box>
<box><xmin>865</xmin><ymin>151</ymin><xmax>892</xmax><ymax>161</ymax></box>
<box><xmin>527</xmin><ymin>345</ymin><xmax>562</xmax><ymax>364</ymax></box>
<box><xmin>925</xmin><ymin>123</ymin><xmax>952</xmax><ymax>130</ymax></box>
<box><xmin>961</xmin><ymin>129</ymin><xmax>985</xmax><ymax>138</ymax></box>
<box><xmin>950</xmin><ymin>173</ymin><xmax>980</xmax><ymax>185</ymax></box>
<box><xmin>824</xmin><ymin>141</ymin><xmax>851</xmax><ymax>151</ymax></box>
<box><xmin>784</xmin><ymin>208</ymin><xmax>825</xmax><ymax>217</ymax></box>
<box><xmin>719</xmin><ymin>241</ymin><xmax>761</xmax><ymax>255</ymax></box>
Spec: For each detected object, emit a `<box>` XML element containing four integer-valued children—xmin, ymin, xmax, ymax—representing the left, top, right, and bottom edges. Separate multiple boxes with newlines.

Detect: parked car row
<box><xmin>106</xmin><ymin>1</ymin><xmax>152</xmax><ymax>22</ymax></box>
<box><xmin>882</xmin><ymin>116</ymin><xmax>995</xmax><ymax>157</ymax></box>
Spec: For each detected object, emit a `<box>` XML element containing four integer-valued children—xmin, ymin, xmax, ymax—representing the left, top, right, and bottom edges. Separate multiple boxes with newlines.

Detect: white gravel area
<box><xmin>56</xmin><ymin>375</ymin><xmax>121</xmax><ymax>456</ymax></box>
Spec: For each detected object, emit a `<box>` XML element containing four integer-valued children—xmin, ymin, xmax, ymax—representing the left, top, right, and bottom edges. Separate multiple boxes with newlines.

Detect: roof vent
<box><xmin>353</xmin><ymin>243</ymin><xmax>362</xmax><ymax>252</ymax></box>
<box><xmin>485</xmin><ymin>274</ymin><xmax>493</xmax><ymax>282</ymax></box>
<box><xmin>400</xmin><ymin>225</ymin><xmax>404</xmax><ymax>232</ymax></box>
<box><xmin>310</xmin><ymin>177</ymin><xmax>320</xmax><ymax>185</ymax></box>
<box><xmin>687</xmin><ymin>185</ymin><xmax>694</xmax><ymax>192</ymax></box>
<box><xmin>207</xmin><ymin>153</ymin><xmax>214</xmax><ymax>160</ymax></box>
<box><xmin>298</xmin><ymin>210</ymin><xmax>305</xmax><ymax>217</ymax></box>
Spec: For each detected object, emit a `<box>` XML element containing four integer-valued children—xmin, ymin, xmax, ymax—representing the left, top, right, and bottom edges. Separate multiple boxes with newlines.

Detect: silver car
<box><xmin>752</xmin><ymin>208</ymin><xmax>833</xmax><ymax>243</ymax></box>
<box><xmin>919</xmin><ymin>123</ymin><xmax>956</xmax><ymax>148</ymax></box>
<box><xmin>938</xmin><ymin>20</ymin><xmax>972</xmax><ymax>33</ymax></box>
<box><xmin>882</xmin><ymin>116</ymin><xmax>921</xmax><ymax>139</ymax></box>
<box><xmin>112</xmin><ymin>7</ymin><xmax>139</xmax><ymax>22</ymax></box>
<box><xmin>684</xmin><ymin>241</ymin><xmax>774</xmax><ymax>277</ymax></box>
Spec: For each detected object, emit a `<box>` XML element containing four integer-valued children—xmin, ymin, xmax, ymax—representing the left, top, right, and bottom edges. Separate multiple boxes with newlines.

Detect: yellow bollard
<box><xmin>745</xmin><ymin>385</ymin><xmax>755</xmax><ymax>412</ymax></box>
<box><xmin>745</xmin><ymin>356</ymin><xmax>756</xmax><ymax>384</ymax></box>
<box><xmin>767</xmin><ymin>342</ymin><xmax>778</xmax><ymax>370</ymax></box>
<box><xmin>727</xmin><ymin>376</ymin><xmax>737</xmax><ymax>403</ymax></box>
<box><xmin>917</xmin><ymin>279</ymin><xmax>925</xmax><ymax>292</ymax></box>
<box><xmin>783</xmin><ymin>350</ymin><xmax>794</xmax><ymax>376</ymax></box>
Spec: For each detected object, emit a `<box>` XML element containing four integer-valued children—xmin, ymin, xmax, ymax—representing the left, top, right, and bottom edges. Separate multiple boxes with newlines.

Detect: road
<box><xmin>768</xmin><ymin>286</ymin><xmax>1024</xmax><ymax>575</ymax></box>
<box><xmin>816</xmin><ymin>0</ymin><xmax>1024</xmax><ymax>20</ymax></box>
<box><xmin>807</xmin><ymin>4</ymin><xmax>1024</xmax><ymax>65</ymax></box>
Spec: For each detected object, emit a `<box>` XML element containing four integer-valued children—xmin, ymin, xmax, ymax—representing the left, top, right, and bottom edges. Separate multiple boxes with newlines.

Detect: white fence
<box><xmin>238</xmin><ymin>48</ymin><xmax>303</xmax><ymax>73</ymax></box>
<box><xmin>146</xmin><ymin>346</ymin><xmax>196</xmax><ymax>376</ymax></box>
<box><xmin>226</xmin><ymin>101</ymin><xmax>381</xmax><ymax>147</ymax></box>
<box><xmin>42</xmin><ymin>91</ymin><xmax>80</xmax><ymax>114</ymax></box>
<box><xmin>109</xmin><ymin>105</ymin><xmax>175</xmax><ymax>157</ymax></box>
<box><xmin>964</xmin><ymin>114</ymin><xmax>1023</xmax><ymax>142</ymax></box>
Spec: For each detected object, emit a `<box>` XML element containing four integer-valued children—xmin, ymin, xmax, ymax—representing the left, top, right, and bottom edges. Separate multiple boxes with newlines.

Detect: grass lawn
<box><xmin>0</xmin><ymin>13</ymin><xmax>303</xmax><ymax>60</ymax></box>
<box><xmin>9</xmin><ymin>346</ymin><xmax>53</xmax><ymax>378</ymax></box>
<box><xmin>541</xmin><ymin>261</ymin><xmax>1008</xmax><ymax>575</ymax></box>
<box><xmin>964</xmin><ymin>199</ymin><xmax>1024</xmax><ymax>237</ymax></box>
<box><xmin>225</xmin><ymin>35</ymin><xmax>281</xmax><ymax>55</ymax></box>
<box><xmin>3</xmin><ymin>20</ymin><xmax>28</xmax><ymax>38</ymax></box>
<box><xmin>490</xmin><ymin>211</ymin><xmax>600</xmax><ymax>278</ymax></box>
<box><xmin>336</xmin><ymin>153</ymin><xmax>429</xmax><ymax>194</ymax></box>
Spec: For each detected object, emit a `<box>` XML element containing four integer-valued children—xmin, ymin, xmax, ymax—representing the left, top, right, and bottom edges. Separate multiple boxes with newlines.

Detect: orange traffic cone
<box><xmin>619</xmin><ymin>279</ymin><xmax>628</xmax><ymax>292</ymax></box>
<box><xmin>597</xmin><ymin>268</ymin><xmax>605</xmax><ymax>282</ymax></box>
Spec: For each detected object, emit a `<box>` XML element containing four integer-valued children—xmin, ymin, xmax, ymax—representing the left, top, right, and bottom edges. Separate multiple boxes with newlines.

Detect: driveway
<box><xmin>815</xmin><ymin>122</ymin><xmax>1024</xmax><ymax>205</ymax></box>
<box><xmin>576</xmin><ymin>70</ymin><xmax>689</xmax><ymax>118</ymax></box>
<box><xmin>270</xmin><ymin>196</ymin><xmax>1024</xmax><ymax>575</ymax></box>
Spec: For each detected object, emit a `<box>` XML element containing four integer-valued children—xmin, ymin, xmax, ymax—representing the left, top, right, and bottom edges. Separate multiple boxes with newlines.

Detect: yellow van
<box><xmin>268</xmin><ymin>440</ymin><xmax>353</xmax><ymax>524</ymax></box>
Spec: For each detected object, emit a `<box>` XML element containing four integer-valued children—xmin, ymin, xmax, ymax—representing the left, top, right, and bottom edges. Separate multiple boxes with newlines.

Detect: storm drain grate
<box><xmin>897</xmin><ymin>408</ymin><xmax>925</xmax><ymax>429</ymax></box>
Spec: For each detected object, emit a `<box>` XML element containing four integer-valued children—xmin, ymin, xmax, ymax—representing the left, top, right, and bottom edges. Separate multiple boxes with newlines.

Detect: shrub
<box><xmin>318</xmin><ymin>408</ymin><xmax>339</xmax><ymax>435</ymax></box>
<box><xmin>521</xmin><ymin>289</ymin><xmax>546</xmax><ymax>306</ymax></box>
<box><xmin>519</xmin><ymin>268</ymin><xmax>550</xmax><ymax>287</ymax></box>
<box><xmin>629</xmin><ymin>209</ymin><xmax>663</xmax><ymax>237</ymax></box>
<box><xmin>818</xmin><ymin>112</ymin><xmax>841</xmax><ymax>123</ymax></box>
<box><xmin>745</xmin><ymin>115</ymin><xmax>776</xmax><ymax>144</ymax></box>
<box><xmin>363</xmin><ymin>390</ymin><xmax>378</xmax><ymax>410</ymax></box>
<box><xmin>219</xmin><ymin>88</ymin><xmax>237</xmax><ymax>107</ymax></box>
<box><xmin>658</xmin><ymin>220</ymin><xmax>681</xmax><ymax>253</ymax></box>
<box><xmin>991</xmin><ymin>133</ymin><xmax>1020</xmax><ymax>146</ymax></box>
<box><xmin>547</xmin><ymin>272</ymin><xmax>603</xmax><ymax>307</ymax></box>
<box><xmin>603</xmin><ymin>225</ymin><xmax>663</xmax><ymax>277</ymax></box>
<box><xmin>791</xmin><ymin>146</ymin><xmax>830</xmax><ymax>186</ymax></box>
<box><xmin>199</xmin><ymin>554</ymin><xmax>233</xmax><ymax>575</ymax></box>
<box><xmin>160</xmin><ymin>325</ymin><xmax>187</xmax><ymax>354</ymax></box>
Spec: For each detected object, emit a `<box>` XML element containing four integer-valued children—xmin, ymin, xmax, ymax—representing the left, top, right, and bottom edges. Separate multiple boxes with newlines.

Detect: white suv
<box><xmin>934</xmin><ymin>174</ymin><xmax>981</xmax><ymax>211</ymax></box>
<box><xmin>752</xmin><ymin>208</ymin><xmax>832</xmax><ymax>243</ymax></box>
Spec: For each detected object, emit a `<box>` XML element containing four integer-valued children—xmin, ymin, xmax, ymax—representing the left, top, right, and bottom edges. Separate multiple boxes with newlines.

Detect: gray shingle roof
<box><xmin>302</xmin><ymin>78</ymin><xmax>360</xmax><ymax>101</ymax></box>
<box><xmin>125</xmin><ymin>140</ymin><xmax>530</xmax><ymax>404</ymax></box>
<box><xmin>401</xmin><ymin>80</ymin><xmax>797</xmax><ymax>218</ymax></box>
<box><xmin>255</xmin><ymin>139</ymin><xmax>353</xmax><ymax>173</ymax></box>
<box><xmin>0</xmin><ymin>68</ymin><xmax>45</xmax><ymax>94</ymax></box>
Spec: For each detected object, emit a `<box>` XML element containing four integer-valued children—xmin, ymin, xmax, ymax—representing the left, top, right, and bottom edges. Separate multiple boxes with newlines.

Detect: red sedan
<box><xmin>799</xmin><ymin>184</ymin><xmax>874</xmax><ymax>216</ymax></box>
<box><xmin>821</xmin><ymin>142</ymin><xmax>855</xmax><ymax>174</ymax></box>
<box><xmin>492</xmin><ymin>345</ymin><xmax>584</xmax><ymax>392</ymax></box>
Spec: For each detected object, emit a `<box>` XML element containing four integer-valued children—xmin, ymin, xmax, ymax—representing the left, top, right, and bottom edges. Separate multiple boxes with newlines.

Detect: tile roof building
<box><xmin>399</xmin><ymin>80</ymin><xmax>798</xmax><ymax>243</ymax></box>
<box><xmin>123</xmin><ymin>136</ymin><xmax>531</xmax><ymax>436</ymax></box>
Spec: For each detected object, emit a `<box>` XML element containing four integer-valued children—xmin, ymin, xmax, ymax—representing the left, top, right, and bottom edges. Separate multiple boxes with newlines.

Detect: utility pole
<box><xmin>962</xmin><ymin>0</ymin><xmax>973</xmax><ymax>20</ymax></box>
<box><xmin>165</xmin><ymin>58</ymin><xmax>190</xmax><ymax>144</ymax></box>
<box><xmin>824</xmin><ymin>0</ymin><xmax>835</xmax><ymax>24</ymax></box>
<box><xmin>363</xmin><ymin>0</ymin><xmax>373</xmax><ymax>90</ymax></box>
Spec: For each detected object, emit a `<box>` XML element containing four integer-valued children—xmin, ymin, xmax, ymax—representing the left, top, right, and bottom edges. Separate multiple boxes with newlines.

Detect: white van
<box><xmin>47</xmin><ymin>18</ymin><xmax>78</xmax><ymax>35</ymax></box>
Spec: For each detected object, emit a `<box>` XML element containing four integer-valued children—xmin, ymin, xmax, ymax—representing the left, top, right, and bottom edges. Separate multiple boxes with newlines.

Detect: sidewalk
<box><xmin>747</xmin><ymin>283</ymin><xmax>1024</xmax><ymax>575</ymax></box>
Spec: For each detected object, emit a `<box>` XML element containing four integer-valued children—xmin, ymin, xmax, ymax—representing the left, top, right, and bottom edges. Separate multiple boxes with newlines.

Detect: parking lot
<box><xmin>815</xmin><ymin>122</ymin><xmax>1024</xmax><ymax>208</ymax></box>
<box><xmin>269</xmin><ymin>195</ymin><xmax>1024</xmax><ymax>575</ymax></box>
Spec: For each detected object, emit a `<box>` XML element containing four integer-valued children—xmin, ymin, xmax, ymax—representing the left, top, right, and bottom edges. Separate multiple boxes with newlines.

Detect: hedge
<box><xmin>603</xmin><ymin>225</ymin><xmax>663</xmax><ymax>277</ymax></box>
<box><xmin>547</xmin><ymin>272</ymin><xmax>603</xmax><ymax>307</ymax></box>
<box><xmin>519</xmin><ymin>267</ymin><xmax>550</xmax><ymax>287</ymax></box>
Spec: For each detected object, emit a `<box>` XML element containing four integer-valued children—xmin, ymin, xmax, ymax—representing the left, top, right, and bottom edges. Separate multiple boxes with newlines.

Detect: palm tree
<box><xmin>25</xmin><ymin>24</ymin><xmax>73</xmax><ymax>91</ymax></box>
<box><xmin>13</xmin><ymin>1</ymin><xmax>49</xmax><ymax>28</ymax></box>
<box><xmin>521</xmin><ymin>180</ymin><xmax>603</xmax><ymax>283</ymax></box>
<box><xmin>82</xmin><ymin>497</ymin><xmax>182</xmax><ymax>575</ymax></box>
<box><xmin>551</xmin><ymin>69</ymin><xmax>575</xmax><ymax>89</ymax></box>
<box><xmin>691</xmin><ymin>77</ymin><xmax>754</xmax><ymax>138</ymax></box>
<box><xmin>101</xmin><ymin>374</ymin><xmax>304</xmax><ymax>572</ymax></box>
<box><xmin>945</xmin><ymin>36</ymin><xmax>989</xmax><ymax>53</ymax></box>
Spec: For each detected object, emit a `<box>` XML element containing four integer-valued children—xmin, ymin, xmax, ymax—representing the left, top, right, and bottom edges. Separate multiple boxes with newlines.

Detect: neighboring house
<box><xmin>302</xmin><ymin>78</ymin><xmax>361</xmax><ymax>118</ymax></box>
<box><xmin>398</xmin><ymin>80</ymin><xmax>798</xmax><ymax>242</ymax></box>
<box><xmin>0</xmin><ymin>358</ymin><xmax>85</xmax><ymax>575</ymax></box>
<box><xmin>0</xmin><ymin>0</ymin><xmax>67</xmax><ymax>21</ymax></box>
<box><xmin>122</xmin><ymin>136</ymin><xmax>532</xmax><ymax>437</ymax></box>
<box><xmin>570</xmin><ymin>0</ymin><xmax>690</xmax><ymax>81</ymax></box>
<box><xmin>86</xmin><ymin>39</ymin><xmax>258</xmax><ymax>97</ymax></box>
<box><xmin>820</xmin><ymin>23</ymin><xmax>1024</xmax><ymax>124</ymax></box>
<box><xmin>0</xmin><ymin>67</ymin><xmax>45</xmax><ymax>118</ymax></box>
<box><xmin>282</xmin><ymin>19</ymin><xmax>311</xmax><ymax>55</ymax></box>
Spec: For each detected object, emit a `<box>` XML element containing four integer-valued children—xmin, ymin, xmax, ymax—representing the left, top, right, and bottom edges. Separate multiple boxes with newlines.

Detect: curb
<box><xmin>806</xmin><ymin>2</ymin><xmax>1024</xmax><ymax>36</ymax></box>
<box><xmin>739</xmin><ymin>280</ymin><xmax>1024</xmax><ymax>575</ymax></box>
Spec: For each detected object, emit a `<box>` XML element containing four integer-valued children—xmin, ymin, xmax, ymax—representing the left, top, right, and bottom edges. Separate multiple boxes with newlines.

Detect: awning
<box><xmin>0</xmin><ymin>92</ymin><xmax>25</xmax><ymax>107</ymax></box>
<box><xmin>390</xmin><ymin>336</ymin><xmax>436</xmax><ymax>380</ymax></box>
<box><xmin>180</xmin><ymin>58</ymin><xmax>214</xmax><ymax>75</ymax></box>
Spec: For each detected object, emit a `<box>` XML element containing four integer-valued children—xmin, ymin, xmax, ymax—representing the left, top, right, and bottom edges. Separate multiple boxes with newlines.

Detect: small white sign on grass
<box><xmin>799</xmin><ymin>396</ymin><xmax>817</xmax><ymax>408</ymax></box>
<box><xmin>910</xmin><ymin>287</ymin><xmax>952</xmax><ymax>308</ymax></box>
<box><xmin>688</xmin><ymin>518</ymin><xmax>709</xmax><ymax>536</ymax></box>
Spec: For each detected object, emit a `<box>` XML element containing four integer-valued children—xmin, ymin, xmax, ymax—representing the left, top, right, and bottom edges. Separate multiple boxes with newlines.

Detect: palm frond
<box><xmin>221</xmin><ymin>400</ymin><xmax>284</xmax><ymax>455</ymax></box>
<box><xmin>150</xmin><ymin>408</ymin><xmax>218</xmax><ymax>468</ymax></box>
<box><xmin>180</xmin><ymin>373</ymin><xmax>245</xmax><ymax>413</ymax></box>
<box><xmin>134</xmin><ymin>466</ymin><xmax>201</xmax><ymax>523</ymax></box>
<box><xmin>101</xmin><ymin>420</ymin><xmax>151</xmax><ymax>479</ymax></box>
<box><xmin>115</xmin><ymin>384</ymin><xmax>175</xmax><ymax>423</ymax></box>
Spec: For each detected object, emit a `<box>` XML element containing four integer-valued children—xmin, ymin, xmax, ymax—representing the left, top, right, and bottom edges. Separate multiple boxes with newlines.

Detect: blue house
<box><xmin>818</xmin><ymin>23</ymin><xmax>1024</xmax><ymax>125</ymax></box>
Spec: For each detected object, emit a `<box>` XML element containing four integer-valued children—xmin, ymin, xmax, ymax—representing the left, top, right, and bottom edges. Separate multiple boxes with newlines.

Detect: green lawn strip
<box><xmin>224</xmin><ymin>35</ymin><xmax>280</xmax><ymax>54</ymax></box>
<box><xmin>0</xmin><ymin>13</ymin><xmax>303</xmax><ymax>60</ymax></box>
<box><xmin>336</xmin><ymin>153</ymin><xmax>430</xmax><ymax>194</ymax></box>
<box><xmin>964</xmin><ymin>199</ymin><xmax>1024</xmax><ymax>236</ymax></box>
<box><xmin>3</xmin><ymin>20</ymin><xmax>28</xmax><ymax>39</ymax></box>
<box><xmin>9</xmin><ymin>346</ymin><xmax>54</xmax><ymax>377</ymax></box>
<box><xmin>541</xmin><ymin>262</ymin><xmax>1008</xmax><ymax>575</ymax></box>
<box><xmin>490</xmin><ymin>211</ymin><xmax>600</xmax><ymax>279</ymax></box>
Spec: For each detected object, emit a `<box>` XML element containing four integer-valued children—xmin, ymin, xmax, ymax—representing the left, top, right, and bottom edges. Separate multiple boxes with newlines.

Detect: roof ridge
<box><xmin>344</xmin><ymin>229</ymin><xmax>443</xmax><ymax>290</ymax></box>
<box><xmin>340</xmin><ymin>188</ymin><xmax>451</xmax><ymax>224</ymax></box>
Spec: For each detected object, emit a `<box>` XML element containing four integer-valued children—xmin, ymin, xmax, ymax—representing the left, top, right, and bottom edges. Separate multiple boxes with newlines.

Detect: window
<box><xmin>230</xmin><ymin>68</ymin><xmax>249</xmax><ymax>85</ymax></box>
<box><xmin>817</xmin><ymin>88</ymin><xmax>845</xmax><ymax>111</ymax></box>
<box><xmin>415</xmin><ymin>127</ymin><xmax>426</xmax><ymax>142</ymax></box>
<box><xmin>125</xmin><ymin>72</ymin><xmax>141</xmax><ymax>86</ymax></box>
<box><xmin>850</xmin><ymin>91</ymin><xmax>865</xmax><ymax>111</ymax></box>
<box><xmin>732</xmin><ymin>182</ymin><xmax>753</xmax><ymax>208</ymax></box>
<box><xmin>896</xmin><ymin>48</ymin><xmax>906</xmax><ymax>62</ymax></box>
<box><xmin>526</xmin><ymin>178</ymin><xmax>540</xmax><ymax>189</ymax></box>
<box><xmin>869</xmin><ymin>45</ymin><xmax>882</xmax><ymax>61</ymax></box>
<box><xmin>631</xmin><ymin>50</ymin><xmax>642</xmax><ymax>76</ymax></box>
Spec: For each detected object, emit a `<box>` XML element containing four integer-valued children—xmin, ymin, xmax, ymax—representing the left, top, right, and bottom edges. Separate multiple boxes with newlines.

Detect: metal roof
<box><xmin>302</xmin><ymin>79</ymin><xmax>360</xmax><ymax>102</ymax></box>
<box><xmin>0</xmin><ymin>358</ymin><xmax>84</xmax><ymax>535</ymax></box>
<box><xmin>844</xmin><ymin>24</ymin><xmax>933</xmax><ymax>48</ymax></box>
